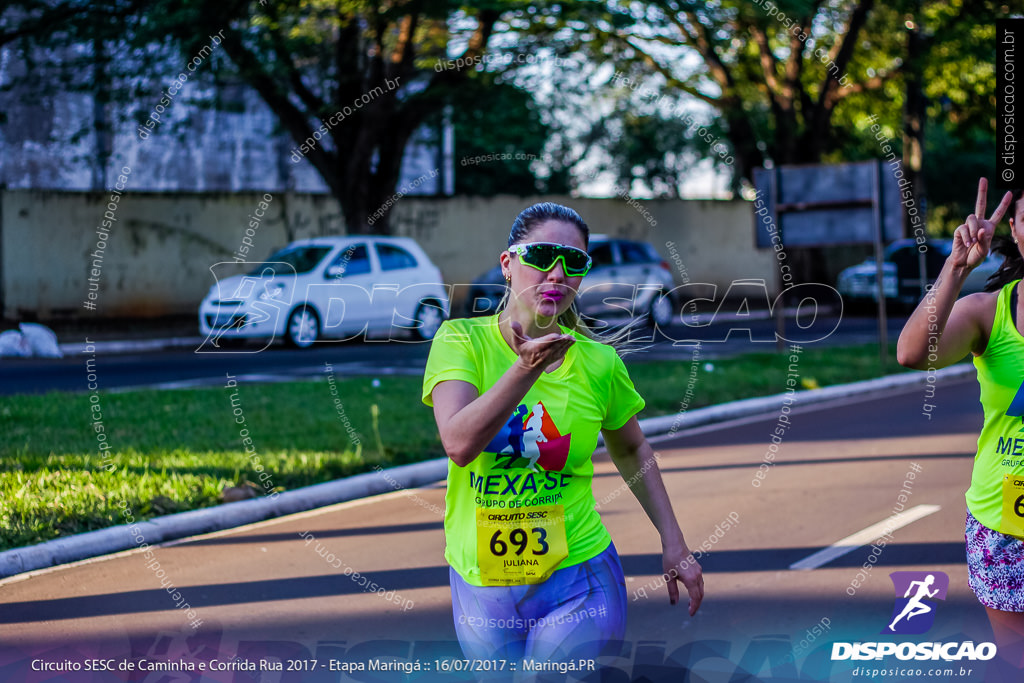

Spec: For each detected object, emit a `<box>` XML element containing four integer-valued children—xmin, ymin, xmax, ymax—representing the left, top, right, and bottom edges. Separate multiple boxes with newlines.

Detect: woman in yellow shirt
<box><xmin>898</xmin><ymin>179</ymin><xmax>1023</xmax><ymax>680</ymax></box>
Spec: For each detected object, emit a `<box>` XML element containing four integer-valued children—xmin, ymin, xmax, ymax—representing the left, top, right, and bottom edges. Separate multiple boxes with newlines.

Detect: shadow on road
<box><xmin>0</xmin><ymin>542</ymin><xmax>963</xmax><ymax>625</ymax></box>
<box><xmin>593</xmin><ymin>451</ymin><xmax>974</xmax><ymax>481</ymax></box>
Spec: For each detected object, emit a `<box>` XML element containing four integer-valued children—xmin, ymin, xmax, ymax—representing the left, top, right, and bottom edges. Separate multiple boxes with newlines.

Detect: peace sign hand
<box><xmin>951</xmin><ymin>178</ymin><xmax>1014</xmax><ymax>272</ymax></box>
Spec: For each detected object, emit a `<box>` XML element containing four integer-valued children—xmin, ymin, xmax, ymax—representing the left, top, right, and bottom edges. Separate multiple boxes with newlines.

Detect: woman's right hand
<box><xmin>950</xmin><ymin>178</ymin><xmax>1013</xmax><ymax>272</ymax></box>
<box><xmin>508</xmin><ymin>320</ymin><xmax>575</xmax><ymax>372</ymax></box>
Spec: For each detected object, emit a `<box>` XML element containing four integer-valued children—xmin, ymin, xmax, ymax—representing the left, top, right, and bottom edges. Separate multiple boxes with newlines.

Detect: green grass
<box><xmin>0</xmin><ymin>343</ymin><xmax>919</xmax><ymax>550</ymax></box>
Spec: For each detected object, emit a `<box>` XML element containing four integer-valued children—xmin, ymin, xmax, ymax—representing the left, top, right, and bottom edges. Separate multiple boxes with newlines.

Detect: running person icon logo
<box><xmin>882</xmin><ymin>571</ymin><xmax>949</xmax><ymax>635</ymax></box>
<box><xmin>1006</xmin><ymin>379</ymin><xmax>1024</xmax><ymax>432</ymax></box>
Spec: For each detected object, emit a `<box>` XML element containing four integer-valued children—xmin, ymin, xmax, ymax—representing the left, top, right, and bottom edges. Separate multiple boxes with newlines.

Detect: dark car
<box><xmin>464</xmin><ymin>236</ymin><xmax>677</xmax><ymax>326</ymax></box>
<box><xmin>837</xmin><ymin>238</ymin><xmax>1001</xmax><ymax>311</ymax></box>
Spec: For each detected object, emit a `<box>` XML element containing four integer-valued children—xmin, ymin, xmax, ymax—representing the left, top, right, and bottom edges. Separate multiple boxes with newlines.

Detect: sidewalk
<box><xmin>0</xmin><ymin>362</ymin><xmax>975</xmax><ymax>581</ymax></box>
<box><xmin>1</xmin><ymin>315</ymin><xmax>204</xmax><ymax>356</ymax></box>
<box><xmin>44</xmin><ymin>307</ymin><xmax>814</xmax><ymax>356</ymax></box>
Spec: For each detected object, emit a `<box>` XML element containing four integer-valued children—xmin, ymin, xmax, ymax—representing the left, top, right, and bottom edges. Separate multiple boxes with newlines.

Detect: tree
<box><xmin>520</xmin><ymin>2</ymin><xmax>998</xmax><ymax>191</ymax></box>
<box><xmin>447</xmin><ymin>73</ymin><xmax>568</xmax><ymax>196</ymax></box>
<box><xmin>520</xmin><ymin>0</ymin><xmax>895</xmax><ymax>189</ymax></box>
<box><xmin>130</xmin><ymin>0</ymin><xmax>516</xmax><ymax>234</ymax></box>
<box><xmin>819</xmin><ymin>0</ymin><xmax>1008</xmax><ymax>233</ymax></box>
<box><xmin>0</xmin><ymin>2</ymin><xmax>114</xmax><ymax>49</ymax></box>
<box><xmin>916</xmin><ymin>1</ymin><xmax>1006</xmax><ymax>233</ymax></box>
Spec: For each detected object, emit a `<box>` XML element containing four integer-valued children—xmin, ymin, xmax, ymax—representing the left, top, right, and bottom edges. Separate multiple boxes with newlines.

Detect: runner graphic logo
<box><xmin>1006</xmin><ymin>379</ymin><xmax>1024</xmax><ymax>432</ymax></box>
<box><xmin>486</xmin><ymin>401</ymin><xmax>572</xmax><ymax>472</ymax></box>
<box><xmin>882</xmin><ymin>571</ymin><xmax>949</xmax><ymax>635</ymax></box>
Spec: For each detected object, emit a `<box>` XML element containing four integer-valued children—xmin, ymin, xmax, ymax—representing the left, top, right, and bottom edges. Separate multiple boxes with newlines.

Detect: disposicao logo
<box><xmin>883</xmin><ymin>571</ymin><xmax>948</xmax><ymax>635</ymax></box>
<box><xmin>831</xmin><ymin>570</ymin><xmax>996</xmax><ymax>663</ymax></box>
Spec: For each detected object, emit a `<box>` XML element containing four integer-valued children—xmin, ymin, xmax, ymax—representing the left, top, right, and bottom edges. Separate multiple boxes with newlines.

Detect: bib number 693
<box><xmin>489</xmin><ymin>527</ymin><xmax>549</xmax><ymax>556</ymax></box>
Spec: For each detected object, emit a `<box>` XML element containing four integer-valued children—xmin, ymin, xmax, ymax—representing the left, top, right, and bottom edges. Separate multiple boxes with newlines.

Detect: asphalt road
<box><xmin>0</xmin><ymin>314</ymin><xmax>906</xmax><ymax>395</ymax></box>
<box><xmin>0</xmin><ymin>373</ymin><xmax>994</xmax><ymax>682</ymax></box>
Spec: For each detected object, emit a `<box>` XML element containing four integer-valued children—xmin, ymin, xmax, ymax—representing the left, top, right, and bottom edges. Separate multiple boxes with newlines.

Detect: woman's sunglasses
<box><xmin>507</xmin><ymin>242</ymin><xmax>592</xmax><ymax>277</ymax></box>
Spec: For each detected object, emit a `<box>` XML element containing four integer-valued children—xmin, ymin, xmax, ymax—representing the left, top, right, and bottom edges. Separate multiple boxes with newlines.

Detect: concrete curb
<box><xmin>0</xmin><ymin>459</ymin><xmax>448</xmax><ymax>580</ymax></box>
<box><xmin>0</xmin><ymin>363</ymin><xmax>976</xmax><ymax>580</ymax></box>
<box><xmin>59</xmin><ymin>337</ymin><xmax>206</xmax><ymax>355</ymax></box>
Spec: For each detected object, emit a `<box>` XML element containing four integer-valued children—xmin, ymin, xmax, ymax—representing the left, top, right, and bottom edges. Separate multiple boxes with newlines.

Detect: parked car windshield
<box><xmin>250</xmin><ymin>246</ymin><xmax>333</xmax><ymax>276</ymax></box>
<box><xmin>619</xmin><ymin>241</ymin><xmax>652</xmax><ymax>264</ymax></box>
<box><xmin>589</xmin><ymin>242</ymin><xmax>615</xmax><ymax>267</ymax></box>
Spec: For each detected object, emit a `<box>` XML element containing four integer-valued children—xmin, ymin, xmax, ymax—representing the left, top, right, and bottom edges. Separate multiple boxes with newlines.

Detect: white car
<box><xmin>198</xmin><ymin>236</ymin><xmax>450</xmax><ymax>348</ymax></box>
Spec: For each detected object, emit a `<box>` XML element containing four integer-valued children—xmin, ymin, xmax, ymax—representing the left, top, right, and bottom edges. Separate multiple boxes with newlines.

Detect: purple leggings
<box><xmin>449</xmin><ymin>541</ymin><xmax>627</xmax><ymax>663</ymax></box>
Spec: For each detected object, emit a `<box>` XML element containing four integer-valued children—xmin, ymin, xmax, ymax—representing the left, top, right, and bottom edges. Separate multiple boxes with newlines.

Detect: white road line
<box><xmin>789</xmin><ymin>504</ymin><xmax>942</xmax><ymax>571</ymax></box>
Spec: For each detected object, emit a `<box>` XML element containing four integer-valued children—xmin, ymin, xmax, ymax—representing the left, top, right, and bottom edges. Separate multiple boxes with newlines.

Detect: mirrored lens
<box><xmin>557</xmin><ymin>247</ymin><xmax>590</xmax><ymax>273</ymax></box>
<box><xmin>521</xmin><ymin>244</ymin><xmax>590</xmax><ymax>274</ymax></box>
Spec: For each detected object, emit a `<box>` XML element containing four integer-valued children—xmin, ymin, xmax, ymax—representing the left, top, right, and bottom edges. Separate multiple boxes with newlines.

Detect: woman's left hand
<box><xmin>663</xmin><ymin>545</ymin><xmax>703</xmax><ymax>616</ymax></box>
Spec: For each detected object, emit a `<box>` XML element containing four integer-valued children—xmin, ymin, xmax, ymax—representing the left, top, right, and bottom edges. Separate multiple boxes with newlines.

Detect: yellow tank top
<box><xmin>967</xmin><ymin>279</ymin><xmax>1024</xmax><ymax>534</ymax></box>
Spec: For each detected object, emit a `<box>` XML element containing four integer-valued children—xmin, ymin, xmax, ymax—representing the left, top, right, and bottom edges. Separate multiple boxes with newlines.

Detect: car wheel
<box><xmin>413</xmin><ymin>300</ymin><xmax>446</xmax><ymax>341</ymax></box>
<box><xmin>285</xmin><ymin>306</ymin><xmax>320</xmax><ymax>348</ymax></box>
<box><xmin>646</xmin><ymin>291</ymin><xmax>674</xmax><ymax>328</ymax></box>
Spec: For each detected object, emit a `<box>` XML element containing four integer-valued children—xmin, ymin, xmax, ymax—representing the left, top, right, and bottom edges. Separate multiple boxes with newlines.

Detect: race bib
<box><xmin>1000</xmin><ymin>474</ymin><xmax>1024</xmax><ymax>538</ymax></box>
<box><xmin>476</xmin><ymin>505</ymin><xmax>568</xmax><ymax>586</ymax></box>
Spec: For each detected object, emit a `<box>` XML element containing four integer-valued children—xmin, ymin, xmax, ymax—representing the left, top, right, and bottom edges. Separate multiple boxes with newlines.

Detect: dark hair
<box><xmin>984</xmin><ymin>189</ymin><xmax>1024</xmax><ymax>292</ymax></box>
<box><xmin>508</xmin><ymin>202</ymin><xmax>589</xmax><ymax>248</ymax></box>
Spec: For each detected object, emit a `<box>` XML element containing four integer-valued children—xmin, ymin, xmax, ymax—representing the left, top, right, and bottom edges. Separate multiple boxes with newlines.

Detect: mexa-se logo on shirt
<box><xmin>484</xmin><ymin>401</ymin><xmax>572</xmax><ymax>472</ymax></box>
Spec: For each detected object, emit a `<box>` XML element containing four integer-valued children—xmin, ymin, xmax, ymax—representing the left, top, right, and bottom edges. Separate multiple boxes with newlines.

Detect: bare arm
<box><xmin>896</xmin><ymin>262</ymin><xmax>988</xmax><ymax>369</ymax></box>
<box><xmin>430</xmin><ymin>321</ymin><xmax>575</xmax><ymax>467</ymax></box>
<box><xmin>897</xmin><ymin>178</ymin><xmax>1012</xmax><ymax>369</ymax></box>
<box><xmin>432</xmin><ymin>366</ymin><xmax>541</xmax><ymax>467</ymax></box>
<box><xmin>602</xmin><ymin>417</ymin><xmax>703</xmax><ymax>615</ymax></box>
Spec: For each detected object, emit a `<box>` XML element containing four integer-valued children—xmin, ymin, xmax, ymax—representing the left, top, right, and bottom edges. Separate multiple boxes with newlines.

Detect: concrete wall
<box><xmin>1</xmin><ymin>190</ymin><xmax>773</xmax><ymax>320</ymax></box>
<box><xmin>0</xmin><ymin>43</ymin><xmax>447</xmax><ymax>196</ymax></box>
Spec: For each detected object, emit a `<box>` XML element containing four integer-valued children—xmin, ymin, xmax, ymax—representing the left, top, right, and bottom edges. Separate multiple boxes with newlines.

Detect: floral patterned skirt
<box><xmin>966</xmin><ymin>508</ymin><xmax>1024</xmax><ymax>612</ymax></box>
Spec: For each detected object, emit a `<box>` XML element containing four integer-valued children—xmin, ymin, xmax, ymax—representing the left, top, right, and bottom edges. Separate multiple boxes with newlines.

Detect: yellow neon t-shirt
<box><xmin>969</xmin><ymin>280</ymin><xmax>1024</xmax><ymax>536</ymax></box>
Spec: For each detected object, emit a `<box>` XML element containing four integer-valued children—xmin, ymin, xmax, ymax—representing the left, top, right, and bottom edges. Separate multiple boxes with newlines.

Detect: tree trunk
<box><xmin>723</xmin><ymin>105</ymin><xmax>766</xmax><ymax>184</ymax></box>
<box><xmin>903</xmin><ymin>5</ymin><xmax>926</xmax><ymax>233</ymax></box>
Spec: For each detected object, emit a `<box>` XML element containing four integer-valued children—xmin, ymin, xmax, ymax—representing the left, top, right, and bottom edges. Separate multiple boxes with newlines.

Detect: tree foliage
<box><xmin>519</xmin><ymin>0</ymin><xmax>1008</xmax><ymax>218</ymax></box>
<box><xmin>136</xmin><ymin>0</ymin><xmax>512</xmax><ymax>233</ymax></box>
<box><xmin>518</xmin><ymin>0</ymin><xmax>896</xmax><ymax>190</ymax></box>
<box><xmin>2</xmin><ymin>0</ymin><xmax>1012</xmax><ymax>233</ymax></box>
<box><xmin>446</xmin><ymin>72</ymin><xmax>568</xmax><ymax>196</ymax></box>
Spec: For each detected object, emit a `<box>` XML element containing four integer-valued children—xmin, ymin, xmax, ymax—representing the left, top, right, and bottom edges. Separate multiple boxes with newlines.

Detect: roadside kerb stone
<box><xmin>0</xmin><ymin>458</ymin><xmax>448</xmax><ymax>579</ymax></box>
